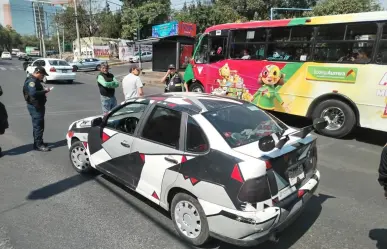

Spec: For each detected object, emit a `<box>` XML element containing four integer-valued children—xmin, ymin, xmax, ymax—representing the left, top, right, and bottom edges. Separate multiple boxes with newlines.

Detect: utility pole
<box><xmin>73</xmin><ymin>0</ymin><xmax>82</xmax><ymax>60</ymax></box>
<box><xmin>55</xmin><ymin>8</ymin><xmax>62</xmax><ymax>59</ymax></box>
<box><xmin>36</xmin><ymin>3</ymin><xmax>46</xmax><ymax>57</ymax></box>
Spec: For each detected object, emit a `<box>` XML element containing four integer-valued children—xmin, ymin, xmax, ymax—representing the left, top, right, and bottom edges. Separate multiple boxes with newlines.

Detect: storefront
<box><xmin>135</xmin><ymin>21</ymin><xmax>196</xmax><ymax>72</ymax></box>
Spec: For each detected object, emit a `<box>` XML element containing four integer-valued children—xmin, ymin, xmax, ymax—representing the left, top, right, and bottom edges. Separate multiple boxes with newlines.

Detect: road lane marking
<box><xmin>0</xmin><ymin>67</ymin><xmax>6</xmax><ymax>70</ymax></box>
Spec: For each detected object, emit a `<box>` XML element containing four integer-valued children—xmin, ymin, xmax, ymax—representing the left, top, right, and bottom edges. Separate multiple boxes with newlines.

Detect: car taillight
<box><xmin>49</xmin><ymin>67</ymin><xmax>56</xmax><ymax>72</ymax></box>
<box><xmin>67</xmin><ymin>131</ymin><xmax>74</xmax><ymax>138</ymax></box>
<box><xmin>238</xmin><ymin>175</ymin><xmax>271</xmax><ymax>203</ymax></box>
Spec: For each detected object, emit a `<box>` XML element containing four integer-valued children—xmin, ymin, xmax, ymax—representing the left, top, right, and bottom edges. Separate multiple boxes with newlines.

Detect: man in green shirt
<box><xmin>97</xmin><ymin>63</ymin><xmax>119</xmax><ymax>115</ymax></box>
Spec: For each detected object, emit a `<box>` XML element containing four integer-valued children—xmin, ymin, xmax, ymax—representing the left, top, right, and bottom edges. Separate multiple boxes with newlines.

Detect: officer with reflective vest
<box><xmin>23</xmin><ymin>66</ymin><xmax>51</xmax><ymax>152</ymax></box>
<box><xmin>161</xmin><ymin>64</ymin><xmax>188</xmax><ymax>93</ymax></box>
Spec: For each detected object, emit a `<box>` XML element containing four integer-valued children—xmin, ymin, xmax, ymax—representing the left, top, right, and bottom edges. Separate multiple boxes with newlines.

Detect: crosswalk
<box><xmin>0</xmin><ymin>66</ymin><xmax>24</xmax><ymax>71</ymax></box>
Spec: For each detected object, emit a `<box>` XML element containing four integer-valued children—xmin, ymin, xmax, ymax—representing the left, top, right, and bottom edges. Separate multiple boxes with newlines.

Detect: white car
<box><xmin>26</xmin><ymin>58</ymin><xmax>76</xmax><ymax>83</ymax></box>
<box><xmin>1</xmin><ymin>52</ymin><xmax>12</xmax><ymax>60</ymax></box>
<box><xmin>65</xmin><ymin>92</ymin><xmax>327</xmax><ymax>247</ymax></box>
<box><xmin>129</xmin><ymin>51</ymin><xmax>152</xmax><ymax>63</ymax></box>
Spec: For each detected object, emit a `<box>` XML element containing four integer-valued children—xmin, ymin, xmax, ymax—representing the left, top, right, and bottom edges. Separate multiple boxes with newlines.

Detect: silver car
<box><xmin>69</xmin><ymin>58</ymin><xmax>106</xmax><ymax>71</ymax></box>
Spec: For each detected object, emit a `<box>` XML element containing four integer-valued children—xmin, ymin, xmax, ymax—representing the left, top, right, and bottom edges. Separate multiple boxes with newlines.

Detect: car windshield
<box><xmin>202</xmin><ymin>103</ymin><xmax>287</xmax><ymax>148</ymax></box>
<box><xmin>49</xmin><ymin>60</ymin><xmax>70</xmax><ymax>66</ymax></box>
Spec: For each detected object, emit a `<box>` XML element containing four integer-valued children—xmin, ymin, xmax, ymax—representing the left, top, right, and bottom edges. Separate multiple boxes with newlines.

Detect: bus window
<box><xmin>266</xmin><ymin>26</ymin><xmax>313</xmax><ymax>61</ymax></box>
<box><xmin>194</xmin><ymin>35</ymin><xmax>209</xmax><ymax>64</ymax></box>
<box><xmin>229</xmin><ymin>29</ymin><xmax>267</xmax><ymax>60</ymax></box>
<box><xmin>209</xmin><ymin>36</ymin><xmax>227</xmax><ymax>63</ymax></box>
<box><xmin>314</xmin><ymin>22</ymin><xmax>376</xmax><ymax>63</ymax></box>
<box><xmin>376</xmin><ymin>23</ymin><xmax>387</xmax><ymax>64</ymax></box>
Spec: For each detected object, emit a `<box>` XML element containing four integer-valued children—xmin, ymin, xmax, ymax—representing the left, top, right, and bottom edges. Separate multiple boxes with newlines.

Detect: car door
<box><xmin>130</xmin><ymin>105</ymin><xmax>185</xmax><ymax>204</ymax></box>
<box><xmin>89</xmin><ymin>101</ymin><xmax>150</xmax><ymax>188</ymax></box>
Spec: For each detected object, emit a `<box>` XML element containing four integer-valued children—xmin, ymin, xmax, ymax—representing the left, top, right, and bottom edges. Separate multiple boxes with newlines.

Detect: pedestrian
<box><xmin>122</xmin><ymin>64</ymin><xmax>144</xmax><ymax>101</ymax></box>
<box><xmin>378</xmin><ymin>144</ymin><xmax>387</xmax><ymax>199</ymax></box>
<box><xmin>23</xmin><ymin>66</ymin><xmax>51</xmax><ymax>152</ymax></box>
<box><xmin>160</xmin><ymin>64</ymin><xmax>188</xmax><ymax>93</ymax></box>
<box><xmin>0</xmin><ymin>84</ymin><xmax>9</xmax><ymax>157</ymax></box>
<box><xmin>97</xmin><ymin>62</ymin><xmax>119</xmax><ymax>115</ymax></box>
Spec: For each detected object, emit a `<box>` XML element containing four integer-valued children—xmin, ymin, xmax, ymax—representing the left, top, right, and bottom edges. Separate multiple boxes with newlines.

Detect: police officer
<box><xmin>378</xmin><ymin>144</ymin><xmax>387</xmax><ymax>199</ymax></box>
<box><xmin>23</xmin><ymin>66</ymin><xmax>51</xmax><ymax>152</ymax></box>
<box><xmin>160</xmin><ymin>64</ymin><xmax>188</xmax><ymax>93</ymax></box>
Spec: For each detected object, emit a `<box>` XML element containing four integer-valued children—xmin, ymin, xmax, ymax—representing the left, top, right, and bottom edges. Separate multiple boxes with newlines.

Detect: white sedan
<box><xmin>26</xmin><ymin>58</ymin><xmax>76</xmax><ymax>83</ymax></box>
<box><xmin>1</xmin><ymin>52</ymin><xmax>12</xmax><ymax>60</ymax></box>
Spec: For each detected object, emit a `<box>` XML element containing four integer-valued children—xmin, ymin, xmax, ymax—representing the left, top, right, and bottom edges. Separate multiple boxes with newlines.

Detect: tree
<box><xmin>309</xmin><ymin>0</ymin><xmax>381</xmax><ymax>16</ymax></box>
<box><xmin>121</xmin><ymin>0</ymin><xmax>171</xmax><ymax>39</ymax></box>
<box><xmin>0</xmin><ymin>25</ymin><xmax>22</xmax><ymax>52</ymax></box>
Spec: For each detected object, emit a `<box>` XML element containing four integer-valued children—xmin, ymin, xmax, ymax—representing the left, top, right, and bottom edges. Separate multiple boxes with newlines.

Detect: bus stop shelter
<box><xmin>134</xmin><ymin>21</ymin><xmax>197</xmax><ymax>72</ymax></box>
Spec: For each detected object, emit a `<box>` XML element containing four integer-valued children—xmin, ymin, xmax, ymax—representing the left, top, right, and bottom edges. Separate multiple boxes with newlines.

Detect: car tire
<box><xmin>312</xmin><ymin>99</ymin><xmax>356</xmax><ymax>138</ymax></box>
<box><xmin>73</xmin><ymin>66</ymin><xmax>78</xmax><ymax>72</ymax></box>
<box><xmin>171</xmin><ymin>193</ymin><xmax>211</xmax><ymax>246</ymax></box>
<box><xmin>96</xmin><ymin>65</ymin><xmax>101</xmax><ymax>71</ymax></box>
<box><xmin>189</xmin><ymin>82</ymin><xmax>205</xmax><ymax>93</ymax></box>
<box><xmin>67</xmin><ymin>80</ymin><xmax>74</xmax><ymax>84</ymax></box>
<box><xmin>69</xmin><ymin>141</ymin><xmax>93</xmax><ymax>174</ymax></box>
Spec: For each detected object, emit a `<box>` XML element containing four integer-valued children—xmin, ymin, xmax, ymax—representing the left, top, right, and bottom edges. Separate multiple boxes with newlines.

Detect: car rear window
<box><xmin>49</xmin><ymin>60</ymin><xmax>70</xmax><ymax>66</ymax></box>
<box><xmin>202</xmin><ymin>103</ymin><xmax>287</xmax><ymax>148</ymax></box>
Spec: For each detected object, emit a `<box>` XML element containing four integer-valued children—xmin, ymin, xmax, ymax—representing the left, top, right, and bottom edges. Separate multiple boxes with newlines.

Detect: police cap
<box><xmin>34</xmin><ymin>66</ymin><xmax>49</xmax><ymax>76</ymax></box>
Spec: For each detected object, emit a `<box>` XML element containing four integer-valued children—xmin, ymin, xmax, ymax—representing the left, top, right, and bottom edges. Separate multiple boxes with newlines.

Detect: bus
<box><xmin>183</xmin><ymin>11</ymin><xmax>387</xmax><ymax>138</ymax></box>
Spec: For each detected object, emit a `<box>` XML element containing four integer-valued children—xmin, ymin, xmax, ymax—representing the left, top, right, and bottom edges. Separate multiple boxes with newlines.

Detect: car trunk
<box><xmin>234</xmin><ymin>135</ymin><xmax>318</xmax><ymax>208</ymax></box>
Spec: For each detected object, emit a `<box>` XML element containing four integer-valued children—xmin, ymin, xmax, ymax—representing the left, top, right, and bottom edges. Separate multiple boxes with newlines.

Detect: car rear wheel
<box><xmin>171</xmin><ymin>193</ymin><xmax>210</xmax><ymax>246</ymax></box>
<box><xmin>96</xmin><ymin>65</ymin><xmax>101</xmax><ymax>71</ymax></box>
<box><xmin>73</xmin><ymin>66</ymin><xmax>78</xmax><ymax>72</ymax></box>
<box><xmin>312</xmin><ymin>99</ymin><xmax>356</xmax><ymax>138</ymax></box>
<box><xmin>69</xmin><ymin>141</ymin><xmax>93</xmax><ymax>174</ymax></box>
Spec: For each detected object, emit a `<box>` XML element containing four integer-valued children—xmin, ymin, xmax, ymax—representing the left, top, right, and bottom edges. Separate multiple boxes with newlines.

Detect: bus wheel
<box><xmin>189</xmin><ymin>83</ymin><xmax>204</xmax><ymax>93</ymax></box>
<box><xmin>312</xmin><ymin>99</ymin><xmax>356</xmax><ymax>138</ymax></box>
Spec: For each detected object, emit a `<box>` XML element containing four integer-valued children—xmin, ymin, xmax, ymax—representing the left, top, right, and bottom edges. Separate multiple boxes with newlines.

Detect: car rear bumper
<box><xmin>47</xmin><ymin>73</ymin><xmax>76</xmax><ymax>81</ymax></box>
<box><xmin>209</xmin><ymin>170</ymin><xmax>320</xmax><ymax>247</ymax></box>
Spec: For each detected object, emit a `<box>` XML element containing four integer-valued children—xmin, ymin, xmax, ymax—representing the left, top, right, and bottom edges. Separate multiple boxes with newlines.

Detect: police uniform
<box><xmin>23</xmin><ymin>66</ymin><xmax>50</xmax><ymax>151</ymax></box>
<box><xmin>164</xmin><ymin>64</ymin><xmax>185</xmax><ymax>92</ymax></box>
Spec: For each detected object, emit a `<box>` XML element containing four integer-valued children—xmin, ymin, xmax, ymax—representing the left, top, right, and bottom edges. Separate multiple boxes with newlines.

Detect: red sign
<box><xmin>178</xmin><ymin>22</ymin><xmax>196</xmax><ymax>37</ymax></box>
<box><xmin>180</xmin><ymin>45</ymin><xmax>194</xmax><ymax>69</ymax></box>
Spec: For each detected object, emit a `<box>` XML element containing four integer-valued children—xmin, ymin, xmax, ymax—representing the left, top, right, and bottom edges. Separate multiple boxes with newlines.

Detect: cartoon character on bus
<box><xmin>250</xmin><ymin>64</ymin><xmax>290</xmax><ymax>112</ymax></box>
<box><xmin>212</xmin><ymin>63</ymin><xmax>252</xmax><ymax>101</ymax></box>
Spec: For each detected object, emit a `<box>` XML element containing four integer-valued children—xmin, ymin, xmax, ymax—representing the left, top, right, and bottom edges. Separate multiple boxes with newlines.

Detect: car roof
<box><xmin>134</xmin><ymin>92</ymin><xmax>246</xmax><ymax>115</ymax></box>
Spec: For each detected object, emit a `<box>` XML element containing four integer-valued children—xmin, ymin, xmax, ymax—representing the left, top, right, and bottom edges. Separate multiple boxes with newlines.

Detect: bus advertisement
<box><xmin>183</xmin><ymin>11</ymin><xmax>387</xmax><ymax>138</ymax></box>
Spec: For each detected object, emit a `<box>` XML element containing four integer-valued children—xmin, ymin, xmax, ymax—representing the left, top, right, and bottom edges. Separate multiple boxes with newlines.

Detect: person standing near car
<box><xmin>122</xmin><ymin>64</ymin><xmax>144</xmax><ymax>100</ymax></box>
<box><xmin>160</xmin><ymin>64</ymin><xmax>188</xmax><ymax>93</ymax></box>
<box><xmin>23</xmin><ymin>66</ymin><xmax>51</xmax><ymax>152</ymax></box>
<box><xmin>0</xmin><ymin>84</ymin><xmax>9</xmax><ymax>157</ymax></box>
<box><xmin>97</xmin><ymin>62</ymin><xmax>119</xmax><ymax>115</ymax></box>
<box><xmin>378</xmin><ymin>144</ymin><xmax>387</xmax><ymax>199</ymax></box>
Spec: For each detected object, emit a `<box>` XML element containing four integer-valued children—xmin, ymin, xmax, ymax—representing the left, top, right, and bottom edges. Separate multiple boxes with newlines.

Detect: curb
<box><xmin>109</xmin><ymin>61</ymin><xmax>129</xmax><ymax>66</ymax></box>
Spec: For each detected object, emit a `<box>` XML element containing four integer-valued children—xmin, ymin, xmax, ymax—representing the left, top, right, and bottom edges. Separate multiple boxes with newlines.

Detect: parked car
<box><xmin>65</xmin><ymin>92</ymin><xmax>327</xmax><ymax>247</ymax></box>
<box><xmin>69</xmin><ymin>58</ymin><xmax>106</xmax><ymax>71</ymax></box>
<box><xmin>17</xmin><ymin>52</ymin><xmax>27</xmax><ymax>60</ymax></box>
<box><xmin>1</xmin><ymin>52</ymin><xmax>12</xmax><ymax>60</ymax></box>
<box><xmin>129</xmin><ymin>51</ymin><xmax>152</xmax><ymax>63</ymax></box>
<box><xmin>26</xmin><ymin>58</ymin><xmax>76</xmax><ymax>83</ymax></box>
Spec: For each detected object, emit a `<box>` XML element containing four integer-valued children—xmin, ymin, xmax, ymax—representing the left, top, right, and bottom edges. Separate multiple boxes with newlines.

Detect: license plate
<box><xmin>62</xmin><ymin>70</ymin><xmax>67</xmax><ymax>73</ymax></box>
<box><xmin>288</xmin><ymin>164</ymin><xmax>305</xmax><ymax>186</ymax></box>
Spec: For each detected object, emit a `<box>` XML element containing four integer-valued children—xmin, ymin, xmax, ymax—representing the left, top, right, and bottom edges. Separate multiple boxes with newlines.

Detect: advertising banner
<box><xmin>306</xmin><ymin>66</ymin><xmax>358</xmax><ymax>83</ymax></box>
<box><xmin>93</xmin><ymin>45</ymin><xmax>110</xmax><ymax>59</ymax></box>
<box><xmin>152</xmin><ymin>21</ymin><xmax>178</xmax><ymax>38</ymax></box>
<box><xmin>178</xmin><ymin>22</ymin><xmax>196</xmax><ymax>37</ymax></box>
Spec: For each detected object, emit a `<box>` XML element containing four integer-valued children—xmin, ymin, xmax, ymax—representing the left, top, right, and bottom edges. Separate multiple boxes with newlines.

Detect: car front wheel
<box><xmin>171</xmin><ymin>193</ymin><xmax>210</xmax><ymax>246</ymax></box>
<box><xmin>69</xmin><ymin>141</ymin><xmax>93</xmax><ymax>174</ymax></box>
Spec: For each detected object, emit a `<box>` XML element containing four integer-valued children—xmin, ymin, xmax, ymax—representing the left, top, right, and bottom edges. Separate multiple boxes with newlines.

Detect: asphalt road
<box><xmin>0</xmin><ymin>59</ymin><xmax>386</xmax><ymax>249</ymax></box>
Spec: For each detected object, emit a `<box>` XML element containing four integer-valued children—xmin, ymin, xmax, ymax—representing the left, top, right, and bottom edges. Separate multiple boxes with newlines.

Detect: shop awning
<box><xmin>132</xmin><ymin>38</ymin><xmax>160</xmax><ymax>45</ymax></box>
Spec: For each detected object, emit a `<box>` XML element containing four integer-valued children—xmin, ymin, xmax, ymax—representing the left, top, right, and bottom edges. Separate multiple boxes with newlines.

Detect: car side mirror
<box><xmin>313</xmin><ymin>117</ymin><xmax>329</xmax><ymax>131</ymax></box>
<box><xmin>258</xmin><ymin>134</ymin><xmax>276</xmax><ymax>152</ymax></box>
<box><xmin>91</xmin><ymin>117</ymin><xmax>103</xmax><ymax>127</ymax></box>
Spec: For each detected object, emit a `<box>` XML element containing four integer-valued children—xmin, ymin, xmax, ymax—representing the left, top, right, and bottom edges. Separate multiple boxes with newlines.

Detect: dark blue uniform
<box><xmin>23</xmin><ymin>76</ymin><xmax>47</xmax><ymax>148</ymax></box>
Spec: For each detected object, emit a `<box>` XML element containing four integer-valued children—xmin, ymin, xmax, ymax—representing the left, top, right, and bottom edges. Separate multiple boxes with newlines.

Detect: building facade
<box><xmin>0</xmin><ymin>0</ymin><xmax>66</xmax><ymax>36</ymax></box>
